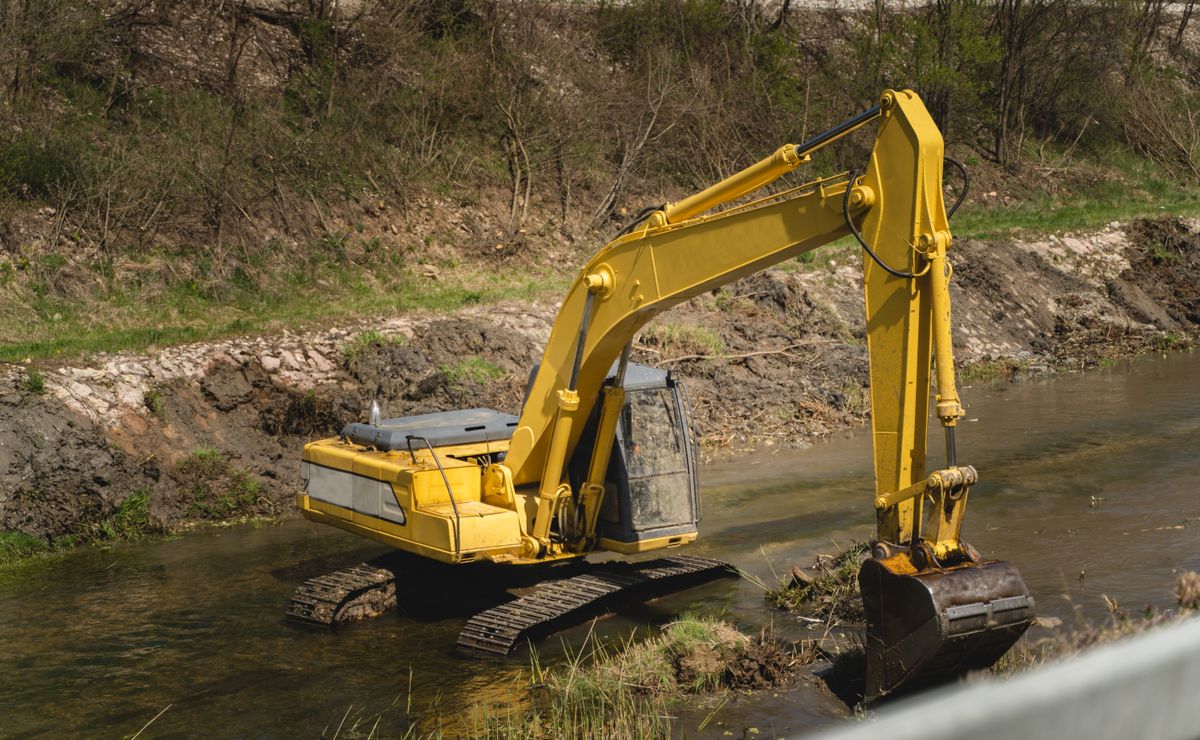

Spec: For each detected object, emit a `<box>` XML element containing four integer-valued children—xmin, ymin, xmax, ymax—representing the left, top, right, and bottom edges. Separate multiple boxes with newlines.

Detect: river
<box><xmin>1</xmin><ymin>351</ymin><xmax>1197</xmax><ymax>737</ymax></box>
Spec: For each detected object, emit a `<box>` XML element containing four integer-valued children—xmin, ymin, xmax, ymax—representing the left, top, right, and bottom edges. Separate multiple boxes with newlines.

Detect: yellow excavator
<box><xmin>289</xmin><ymin>89</ymin><xmax>1033</xmax><ymax>699</ymax></box>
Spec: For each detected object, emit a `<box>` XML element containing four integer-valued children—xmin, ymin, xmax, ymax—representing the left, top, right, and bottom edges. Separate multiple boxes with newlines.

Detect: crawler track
<box><xmin>286</xmin><ymin>562</ymin><xmax>398</xmax><ymax>626</ymax></box>
<box><xmin>455</xmin><ymin>555</ymin><xmax>736</xmax><ymax>656</ymax></box>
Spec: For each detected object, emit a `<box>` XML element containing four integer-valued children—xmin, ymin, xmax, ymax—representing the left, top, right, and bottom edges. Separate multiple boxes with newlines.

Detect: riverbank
<box><xmin>1</xmin><ymin>216</ymin><xmax>1199</xmax><ymax>555</ymax></box>
<box><xmin>3</xmin><ymin>346</ymin><xmax>1198</xmax><ymax>737</ymax></box>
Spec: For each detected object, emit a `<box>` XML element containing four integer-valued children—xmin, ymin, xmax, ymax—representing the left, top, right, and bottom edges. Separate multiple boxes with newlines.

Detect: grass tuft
<box><xmin>21</xmin><ymin>366</ymin><xmax>45</xmax><ymax>394</ymax></box>
<box><xmin>766</xmin><ymin>541</ymin><xmax>870</xmax><ymax>623</ymax></box>
<box><xmin>89</xmin><ymin>490</ymin><xmax>158</xmax><ymax>542</ymax></box>
<box><xmin>144</xmin><ymin>389</ymin><xmax>163</xmax><ymax>416</ymax></box>
<box><xmin>175</xmin><ymin>448</ymin><xmax>264</xmax><ymax>520</ymax></box>
<box><xmin>441</xmin><ymin>356</ymin><xmax>506</xmax><ymax>385</ymax></box>
<box><xmin>0</xmin><ymin>531</ymin><xmax>52</xmax><ymax>566</ymax></box>
<box><xmin>332</xmin><ymin>615</ymin><xmax>805</xmax><ymax>738</ymax></box>
<box><xmin>959</xmin><ymin>358</ymin><xmax>1031</xmax><ymax>384</ymax></box>
<box><xmin>342</xmin><ymin>329</ymin><xmax>406</xmax><ymax>362</ymax></box>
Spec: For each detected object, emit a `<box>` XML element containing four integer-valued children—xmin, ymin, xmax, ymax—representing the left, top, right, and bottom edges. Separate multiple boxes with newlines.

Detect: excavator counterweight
<box><xmin>291</xmin><ymin>89</ymin><xmax>1032</xmax><ymax>701</ymax></box>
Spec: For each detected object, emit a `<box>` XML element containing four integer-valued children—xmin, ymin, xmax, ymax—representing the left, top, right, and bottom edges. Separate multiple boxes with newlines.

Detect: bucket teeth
<box><xmin>859</xmin><ymin>552</ymin><xmax>1034</xmax><ymax>701</ymax></box>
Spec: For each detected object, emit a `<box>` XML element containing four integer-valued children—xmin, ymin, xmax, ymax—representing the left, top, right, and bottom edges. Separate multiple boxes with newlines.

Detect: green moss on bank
<box><xmin>0</xmin><ymin>264</ymin><xmax>564</xmax><ymax>363</ymax></box>
<box><xmin>0</xmin><ymin>489</ymin><xmax>163</xmax><ymax>571</ymax></box>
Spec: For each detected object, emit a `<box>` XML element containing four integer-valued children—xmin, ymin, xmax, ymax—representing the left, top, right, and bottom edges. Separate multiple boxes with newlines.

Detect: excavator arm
<box><xmin>503</xmin><ymin>90</ymin><xmax>959</xmax><ymax>549</ymax></box>
<box><xmin>496</xmin><ymin>89</ymin><xmax>1033</xmax><ymax>698</ymax></box>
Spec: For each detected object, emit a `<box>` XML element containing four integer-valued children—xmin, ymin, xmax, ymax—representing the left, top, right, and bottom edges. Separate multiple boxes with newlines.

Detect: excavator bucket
<box><xmin>859</xmin><ymin>550</ymin><xmax>1034</xmax><ymax>700</ymax></box>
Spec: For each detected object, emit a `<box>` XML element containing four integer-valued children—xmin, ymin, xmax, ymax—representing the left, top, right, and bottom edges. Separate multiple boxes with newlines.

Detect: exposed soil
<box><xmin>1</xmin><ymin>217</ymin><xmax>1199</xmax><ymax>544</ymax></box>
<box><xmin>671</xmin><ymin>626</ymin><xmax>804</xmax><ymax>692</ymax></box>
<box><xmin>574</xmin><ymin>618</ymin><xmax>808</xmax><ymax>698</ymax></box>
<box><xmin>719</xmin><ymin>630</ymin><xmax>807</xmax><ymax>690</ymax></box>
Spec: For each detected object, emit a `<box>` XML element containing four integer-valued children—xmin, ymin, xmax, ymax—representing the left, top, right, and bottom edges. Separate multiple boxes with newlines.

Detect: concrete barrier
<box><xmin>813</xmin><ymin>616</ymin><xmax>1200</xmax><ymax>740</ymax></box>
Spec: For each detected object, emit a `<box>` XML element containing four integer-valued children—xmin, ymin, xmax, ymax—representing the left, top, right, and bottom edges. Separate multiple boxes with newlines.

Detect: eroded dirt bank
<box><xmin>2</xmin><ymin>218</ymin><xmax>1198</xmax><ymax>542</ymax></box>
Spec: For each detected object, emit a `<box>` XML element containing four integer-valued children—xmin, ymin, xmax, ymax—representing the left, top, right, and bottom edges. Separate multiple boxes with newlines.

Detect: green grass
<box><xmin>1155</xmin><ymin>331</ymin><xmax>1188</xmax><ymax>351</ymax></box>
<box><xmin>176</xmin><ymin>448</ymin><xmax>264</xmax><ymax>520</ymax></box>
<box><xmin>952</xmin><ymin>154</ymin><xmax>1200</xmax><ymax>240</ymax></box>
<box><xmin>0</xmin><ymin>531</ymin><xmax>53</xmax><ymax>566</ymax></box>
<box><xmin>20</xmin><ymin>366</ymin><xmax>44</xmax><ymax>394</ymax></box>
<box><xmin>89</xmin><ymin>490</ymin><xmax>157</xmax><ymax>542</ymax></box>
<box><xmin>343</xmin><ymin>329</ymin><xmax>406</xmax><ymax>361</ymax></box>
<box><xmin>959</xmin><ymin>358</ymin><xmax>1030</xmax><ymax>384</ymax></box>
<box><xmin>2</xmin><ymin>148</ymin><xmax>1197</xmax><ymax>367</ymax></box>
<box><xmin>442</xmin><ymin>356</ymin><xmax>506</xmax><ymax>385</ymax></box>
<box><xmin>1</xmin><ymin>490</ymin><xmax>160</xmax><ymax>571</ymax></box>
<box><xmin>331</xmin><ymin>615</ymin><xmax>800</xmax><ymax>738</ymax></box>
<box><xmin>144</xmin><ymin>389</ymin><xmax>164</xmax><ymax>415</ymax></box>
<box><xmin>0</xmin><ymin>261</ymin><xmax>565</xmax><ymax>362</ymax></box>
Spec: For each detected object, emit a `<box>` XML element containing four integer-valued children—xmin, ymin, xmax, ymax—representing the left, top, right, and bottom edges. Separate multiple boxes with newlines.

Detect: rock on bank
<box><xmin>1</xmin><ymin>219</ymin><xmax>1197</xmax><ymax>542</ymax></box>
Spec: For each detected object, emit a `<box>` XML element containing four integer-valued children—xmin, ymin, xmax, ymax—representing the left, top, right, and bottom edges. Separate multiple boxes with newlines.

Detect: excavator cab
<box><xmin>571</xmin><ymin>364</ymin><xmax>701</xmax><ymax>553</ymax></box>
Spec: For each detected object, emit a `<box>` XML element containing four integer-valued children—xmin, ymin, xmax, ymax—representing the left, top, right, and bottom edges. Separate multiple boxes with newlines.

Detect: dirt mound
<box><xmin>1123</xmin><ymin>217</ymin><xmax>1200</xmax><ymax>327</ymax></box>
<box><xmin>0</xmin><ymin>312</ymin><xmax>546</xmax><ymax>543</ymax></box>
<box><xmin>0</xmin><ymin>387</ymin><xmax>146</xmax><ymax>538</ymax></box>
<box><xmin>720</xmin><ymin>630</ymin><xmax>804</xmax><ymax>690</ymax></box>
<box><xmin>561</xmin><ymin>617</ymin><xmax>807</xmax><ymax>700</ymax></box>
<box><xmin>637</xmin><ymin>270</ymin><xmax>869</xmax><ymax>455</ymax></box>
<box><xmin>673</xmin><ymin>632</ymin><xmax>797</xmax><ymax>692</ymax></box>
<box><xmin>346</xmin><ymin>318</ymin><xmax>536</xmax><ymax>416</ymax></box>
<box><xmin>662</xmin><ymin>621</ymin><xmax>807</xmax><ymax>692</ymax></box>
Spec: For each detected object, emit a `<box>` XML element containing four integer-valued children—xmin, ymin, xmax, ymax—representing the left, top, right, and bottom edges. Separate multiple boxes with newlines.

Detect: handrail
<box><xmin>405</xmin><ymin>435</ymin><xmax>462</xmax><ymax>557</ymax></box>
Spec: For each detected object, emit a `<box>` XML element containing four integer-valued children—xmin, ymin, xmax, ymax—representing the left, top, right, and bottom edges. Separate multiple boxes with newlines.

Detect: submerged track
<box><xmin>286</xmin><ymin>555</ymin><xmax>737</xmax><ymax>653</ymax></box>
<box><xmin>286</xmin><ymin>562</ymin><xmax>398</xmax><ymax>626</ymax></box>
<box><xmin>455</xmin><ymin>555</ymin><xmax>736</xmax><ymax>656</ymax></box>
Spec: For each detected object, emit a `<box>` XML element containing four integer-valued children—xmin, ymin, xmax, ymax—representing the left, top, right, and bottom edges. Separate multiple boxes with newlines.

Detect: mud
<box><xmin>719</xmin><ymin>631</ymin><xmax>808</xmax><ymax>690</ymax></box>
<box><xmin>1</xmin><ymin>218</ymin><xmax>1198</xmax><ymax>544</ymax></box>
<box><xmin>671</xmin><ymin>628</ymin><xmax>804</xmax><ymax>692</ymax></box>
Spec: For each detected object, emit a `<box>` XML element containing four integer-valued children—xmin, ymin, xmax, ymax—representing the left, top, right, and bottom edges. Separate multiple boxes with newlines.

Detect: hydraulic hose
<box><xmin>614</xmin><ymin>203</ymin><xmax>666</xmax><ymax>237</ymax></box>
<box><xmin>844</xmin><ymin>156</ymin><xmax>971</xmax><ymax>280</ymax></box>
<box><xmin>943</xmin><ymin>156</ymin><xmax>970</xmax><ymax>219</ymax></box>
<box><xmin>843</xmin><ymin>169</ymin><xmax>919</xmax><ymax>279</ymax></box>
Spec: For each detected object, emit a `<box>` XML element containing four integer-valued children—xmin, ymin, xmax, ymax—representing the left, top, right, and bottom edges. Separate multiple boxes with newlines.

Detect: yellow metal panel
<box><xmin>297</xmin><ymin>494</ymin><xmax>524</xmax><ymax>564</ymax></box>
<box><xmin>597</xmin><ymin>532</ymin><xmax>697</xmax><ymax>555</ymax></box>
<box><xmin>303</xmin><ymin>438</ymin><xmax>364</xmax><ymax>472</ymax></box>
<box><xmin>422</xmin><ymin>501</ymin><xmax>524</xmax><ymax>551</ymax></box>
<box><xmin>408</xmin><ymin>465</ymin><xmax>480</xmax><ymax>508</ymax></box>
<box><xmin>859</xmin><ymin>90</ymin><xmax>948</xmax><ymax>545</ymax></box>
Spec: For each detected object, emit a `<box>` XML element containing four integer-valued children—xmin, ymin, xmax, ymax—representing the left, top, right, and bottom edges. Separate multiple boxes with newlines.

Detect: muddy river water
<box><xmin>2</xmin><ymin>351</ymin><xmax>1198</xmax><ymax>737</ymax></box>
